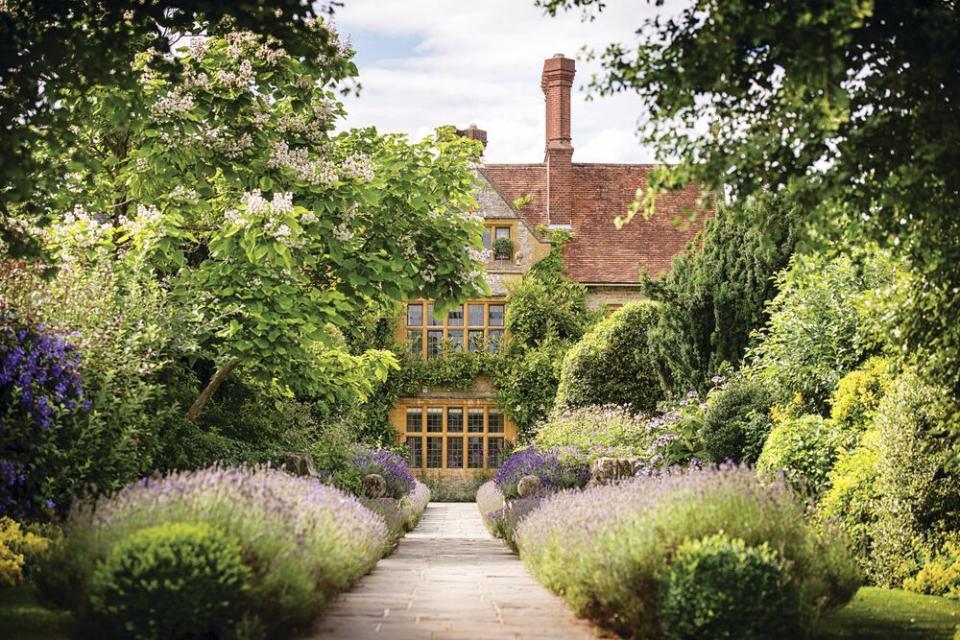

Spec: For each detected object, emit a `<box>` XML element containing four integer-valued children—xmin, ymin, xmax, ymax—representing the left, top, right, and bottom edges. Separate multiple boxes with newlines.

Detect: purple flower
<box><xmin>494</xmin><ymin>448</ymin><xmax>590</xmax><ymax>499</ymax></box>
<box><xmin>350</xmin><ymin>446</ymin><xmax>416</xmax><ymax>498</ymax></box>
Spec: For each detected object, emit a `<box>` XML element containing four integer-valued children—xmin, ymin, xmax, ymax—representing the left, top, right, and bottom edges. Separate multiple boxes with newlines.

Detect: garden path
<box><xmin>307</xmin><ymin>502</ymin><xmax>599</xmax><ymax>640</ymax></box>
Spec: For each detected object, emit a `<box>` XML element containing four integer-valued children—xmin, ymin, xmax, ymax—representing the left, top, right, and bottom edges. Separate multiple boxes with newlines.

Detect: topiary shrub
<box><xmin>555</xmin><ymin>301</ymin><xmax>664</xmax><ymax>414</ymax></box>
<box><xmin>659</xmin><ymin>533</ymin><xmax>797</xmax><ymax>640</ymax></box>
<box><xmin>867</xmin><ymin>371</ymin><xmax>960</xmax><ymax>587</ymax></box>
<box><xmin>697</xmin><ymin>377</ymin><xmax>774</xmax><ymax>464</ymax></box>
<box><xmin>88</xmin><ymin>522</ymin><xmax>250</xmax><ymax>639</ymax></box>
<box><xmin>756</xmin><ymin>413</ymin><xmax>842</xmax><ymax>494</ymax></box>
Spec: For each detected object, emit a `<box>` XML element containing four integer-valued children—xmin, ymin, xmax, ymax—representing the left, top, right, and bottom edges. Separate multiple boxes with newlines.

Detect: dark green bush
<box><xmin>88</xmin><ymin>522</ymin><xmax>250</xmax><ymax>640</ymax></box>
<box><xmin>698</xmin><ymin>377</ymin><xmax>774</xmax><ymax>464</ymax></box>
<box><xmin>659</xmin><ymin>533</ymin><xmax>797</xmax><ymax>640</ymax></box>
<box><xmin>642</xmin><ymin>193</ymin><xmax>800</xmax><ymax>395</ymax></box>
<box><xmin>555</xmin><ymin>301</ymin><xmax>663</xmax><ymax>413</ymax></box>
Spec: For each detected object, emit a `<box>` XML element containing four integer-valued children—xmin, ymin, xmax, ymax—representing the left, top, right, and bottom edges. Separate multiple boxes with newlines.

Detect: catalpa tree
<box><xmin>43</xmin><ymin>20</ymin><xmax>487</xmax><ymax>419</ymax></box>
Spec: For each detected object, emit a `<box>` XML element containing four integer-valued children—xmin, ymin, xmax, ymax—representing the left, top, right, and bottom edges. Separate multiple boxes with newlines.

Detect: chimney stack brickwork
<box><xmin>542</xmin><ymin>54</ymin><xmax>575</xmax><ymax>226</ymax></box>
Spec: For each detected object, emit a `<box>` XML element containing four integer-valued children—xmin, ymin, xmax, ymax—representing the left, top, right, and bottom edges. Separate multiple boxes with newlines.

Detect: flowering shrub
<box><xmin>350</xmin><ymin>446</ymin><xmax>416</xmax><ymax>499</ymax></box>
<box><xmin>0</xmin><ymin>516</ymin><xmax>52</xmax><ymax>587</ymax></box>
<box><xmin>532</xmin><ymin>405</ymin><xmax>650</xmax><ymax>455</ymax></box>
<box><xmin>515</xmin><ymin>465</ymin><xmax>859</xmax><ymax>638</ymax></box>
<box><xmin>476</xmin><ymin>481</ymin><xmax>505</xmax><ymax>535</ymax></box>
<box><xmin>88</xmin><ymin>522</ymin><xmax>250</xmax><ymax>639</ymax></box>
<box><xmin>0</xmin><ymin>313</ymin><xmax>89</xmax><ymax>517</ymax></box>
<box><xmin>659</xmin><ymin>533</ymin><xmax>796</xmax><ymax>640</ymax></box>
<box><xmin>0</xmin><ymin>312</ymin><xmax>86</xmax><ymax>431</ymax></box>
<box><xmin>493</xmin><ymin>448</ymin><xmax>589</xmax><ymax>499</ymax></box>
<box><xmin>400</xmin><ymin>480</ymin><xmax>431</xmax><ymax>530</ymax></box>
<box><xmin>36</xmin><ymin>466</ymin><xmax>388</xmax><ymax>637</ymax></box>
<box><xmin>361</xmin><ymin>480</ymin><xmax>431</xmax><ymax>543</ymax></box>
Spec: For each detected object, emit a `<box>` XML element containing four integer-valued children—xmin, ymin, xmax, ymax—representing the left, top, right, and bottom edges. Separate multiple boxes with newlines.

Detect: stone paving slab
<box><xmin>306</xmin><ymin>502</ymin><xmax>600</xmax><ymax>640</ymax></box>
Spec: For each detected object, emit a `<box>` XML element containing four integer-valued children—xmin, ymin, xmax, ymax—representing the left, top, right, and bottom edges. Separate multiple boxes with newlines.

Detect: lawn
<box><xmin>816</xmin><ymin>586</ymin><xmax>960</xmax><ymax>639</ymax></box>
<box><xmin>0</xmin><ymin>586</ymin><xmax>71</xmax><ymax>640</ymax></box>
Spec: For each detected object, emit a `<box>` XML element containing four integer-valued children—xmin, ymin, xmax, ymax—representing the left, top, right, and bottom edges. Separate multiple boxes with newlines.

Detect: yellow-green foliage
<box><xmin>817</xmin><ymin>428</ymin><xmax>882</xmax><ymax>563</ymax></box>
<box><xmin>0</xmin><ymin>517</ymin><xmax>51</xmax><ymax>587</ymax></box>
<box><xmin>756</xmin><ymin>413</ymin><xmax>842</xmax><ymax>493</ymax></box>
<box><xmin>904</xmin><ymin>534</ymin><xmax>960</xmax><ymax>599</ymax></box>
<box><xmin>830</xmin><ymin>357</ymin><xmax>895</xmax><ymax>430</ymax></box>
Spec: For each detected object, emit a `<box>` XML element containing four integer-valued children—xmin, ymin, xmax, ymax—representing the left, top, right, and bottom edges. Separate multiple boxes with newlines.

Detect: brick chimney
<box><xmin>456</xmin><ymin>123</ymin><xmax>487</xmax><ymax>148</ymax></box>
<box><xmin>542</xmin><ymin>53</ymin><xmax>575</xmax><ymax>227</ymax></box>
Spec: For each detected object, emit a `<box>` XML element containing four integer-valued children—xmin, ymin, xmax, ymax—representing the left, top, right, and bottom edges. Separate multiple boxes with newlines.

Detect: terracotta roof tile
<box><xmin>483</xmin><ymin>162</ymin><xmax>710</xmax><ymax>284</ymax></box>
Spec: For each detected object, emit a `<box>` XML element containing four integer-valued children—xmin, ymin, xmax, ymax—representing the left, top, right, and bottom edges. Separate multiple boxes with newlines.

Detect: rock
<box><xmin>363</xmin><ymin>473</ymin><xmax>387</xmax><ymax>499</ymax></box>
<box><xmin>517</xmin><ymin>474</ymin><xmax>542</xmax><ymax>498</ymax></box>
<box><xmin>588</xmin><ymin>457</ymin><xmax>639</xmax><ymax>487</ymax></box>
<box><xmin>280</xmin><ymin>453</ymin><xmax>318</xmax><ymax>478</ymax></box>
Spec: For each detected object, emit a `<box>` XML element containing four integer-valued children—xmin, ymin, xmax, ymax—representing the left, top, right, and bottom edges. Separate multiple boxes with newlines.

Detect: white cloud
<box><xmin>332</xmin><ymin>0</ymin><xmax>687</xmax><ymax>163</ymax></box>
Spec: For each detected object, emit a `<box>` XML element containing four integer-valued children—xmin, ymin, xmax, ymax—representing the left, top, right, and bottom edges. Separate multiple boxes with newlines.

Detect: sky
<box><xmin>332</xmin><ymin>0</ymin><xmax>686</xmax><ymax>164</ymax></box>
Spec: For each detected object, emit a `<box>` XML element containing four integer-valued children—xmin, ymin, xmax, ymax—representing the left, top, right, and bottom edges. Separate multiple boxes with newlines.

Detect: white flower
<box><xmin>271</xmin><ymin>192</ymin><xmax>294</xmax><ymax>214</ymax></box>
<box><xmin>333</xmin><ymin>223</ymin><xmax>354</xmax><ymax>242</ymax></box>
<box><xmin>243</xmin><ymin>190</ymin><xmax>270</xmax><ymax>215</ymax></box>
<box><xmin>187</xmin><ymin>37</ymin><xmax>209</xmax><ymax>59</ymax></box>
<box><xmin>301</xmin><ymin>212</ymin><xmax>318</xmax><ymax>224</ymax></box>
<box><xmin>151</xmin><ymin>89</ymin><xmax>194</xmax><ymax>118</ymax></box>
<box><xmin>273</xmin><ymin>224</ymin><xmax>291</xmax><ymax>239</ymax></box>
<box><xmin>341</xmin><ymin>153</ymin><xmax>374</xmax><ymax>182</ymax></box>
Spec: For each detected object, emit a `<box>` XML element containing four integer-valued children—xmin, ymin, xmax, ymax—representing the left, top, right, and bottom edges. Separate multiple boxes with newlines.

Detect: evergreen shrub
<box><xmin>555</xmin><ymin>301</ymin><xmax>663</xmax><ymax>413</ymax></box>
<box><xmin>88</xmin><ymin>522</ymin><xmax>249</xmax><ymax>640</ymax></box>
<box><xmin>659</xmin><ymin>533</ymin><xmax>796</xmax><ymax>640</ymax></box>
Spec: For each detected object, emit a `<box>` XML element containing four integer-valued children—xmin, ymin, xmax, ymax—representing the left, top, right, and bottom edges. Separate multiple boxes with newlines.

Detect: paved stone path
<box><xmin>308</xmin><ymin>502</ymin><xmax>599</xmax><ymax>640</ymax></box>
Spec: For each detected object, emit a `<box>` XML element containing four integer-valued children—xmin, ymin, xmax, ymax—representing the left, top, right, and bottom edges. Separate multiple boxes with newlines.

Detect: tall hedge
<box><xmin>555</xmin><ymin>301</ymin><xmax>663</xmax><ymax>414</ymax></box>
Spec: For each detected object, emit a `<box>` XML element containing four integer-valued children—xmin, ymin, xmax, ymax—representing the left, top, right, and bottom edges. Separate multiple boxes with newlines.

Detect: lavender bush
<box><xmin>350</xmin><ymin>445</ymin><xmax>416</xmax><ymax>499</ymax></box>
<box><xmin>36</xmin><ymin>466</ymin><xmax>389</xmax><ymax>637</ymax></box>
<box><xmin>361</xmin><ymin>479</ymin><xmax>431</xmax><ymax>543</ymax></box>
<box><xmin>493</xmin><ymin>447</ymin><xmax>590</xmax><ymax>499</ymax></box>
<box><xmin>400</xmin><ymin>480</ymin><xmax>431</xmax><ymax>530</ymax></box>
<box><xmin>515</xmin><ymin>465</ymin><xmax>860</xmax><ymax>638</ymax></box>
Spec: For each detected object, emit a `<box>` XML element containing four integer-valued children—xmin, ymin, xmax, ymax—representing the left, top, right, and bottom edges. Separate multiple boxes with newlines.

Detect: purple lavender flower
<box><xmin>494</xmin><ymin>448</ymin><xmax>590</xmax><ymax>499</ymax></box>
<box><xmin>350</xmin><ymin>446</ymin><xmax>416</xmax><ymax>498</ymax></box>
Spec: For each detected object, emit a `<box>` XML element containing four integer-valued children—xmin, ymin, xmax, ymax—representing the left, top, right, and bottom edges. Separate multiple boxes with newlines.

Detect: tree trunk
<box><xmin>186</xmin><ymin>359</ymin><xmax>239</xmax><ymax>421</ymax></box>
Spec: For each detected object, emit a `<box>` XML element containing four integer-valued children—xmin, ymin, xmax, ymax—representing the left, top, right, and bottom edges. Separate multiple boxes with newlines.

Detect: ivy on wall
<box><xmin>346</xmin><ymin>230</ymin><xmax>595</xmax><ymax>444</ymax></box>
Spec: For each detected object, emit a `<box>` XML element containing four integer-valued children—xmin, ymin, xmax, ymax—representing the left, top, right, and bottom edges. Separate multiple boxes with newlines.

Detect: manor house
<box><xmin>390</xmin><ymin>54</ymin><xmax>709</xmax><ymax>476</ymax></box>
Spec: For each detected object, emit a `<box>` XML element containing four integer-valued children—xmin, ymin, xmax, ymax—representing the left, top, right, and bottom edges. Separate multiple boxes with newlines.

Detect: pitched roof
<box><xmin>482</xmin><ymin>162</ymin><xmax>710</xmax><ymax>284</ymax></box>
